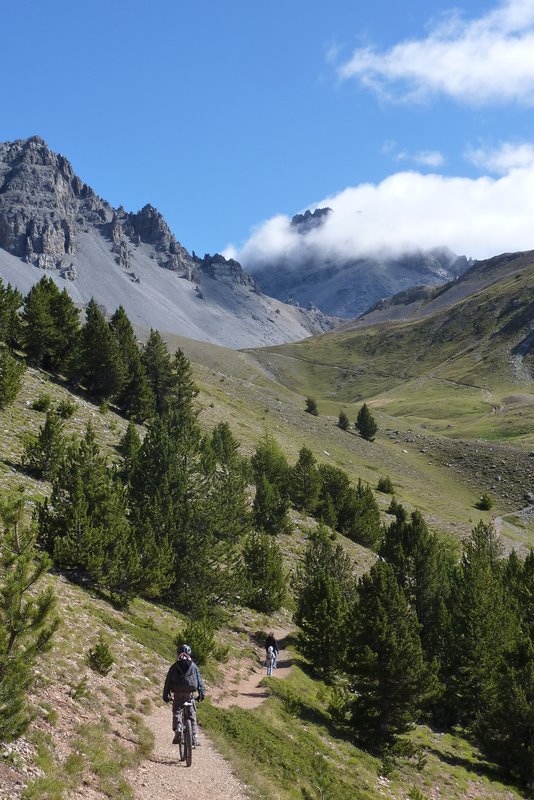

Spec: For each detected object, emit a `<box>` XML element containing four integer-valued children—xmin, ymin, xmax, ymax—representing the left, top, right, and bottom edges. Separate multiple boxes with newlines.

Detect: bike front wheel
<box><xmin>184</xmin><ymin>719</ymin><xmax>193</xmax><ymax>767</ymax></box>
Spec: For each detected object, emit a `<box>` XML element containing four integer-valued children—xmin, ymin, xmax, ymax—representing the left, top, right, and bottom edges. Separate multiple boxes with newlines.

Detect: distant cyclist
<box><xmin>163</xmin><ymin>643</ymin><xmax>205</xmax><ymax>747</ymax></box>
<box><xmin>265</xmin><ymin>631</ymin><xmax>279</xmax><ymax>669</ymax></box>
<box><xmin>265</xmin><ymin>645</ymin><xmax>276</xmax><ymax>676</ymax></box>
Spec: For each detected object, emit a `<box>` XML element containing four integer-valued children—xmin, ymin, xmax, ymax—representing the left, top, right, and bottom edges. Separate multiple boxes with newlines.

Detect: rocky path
<box><xmin>133</xmin><ymin>705</ymin><xmax>249</xmax><ymax>800</ymax></box>
<box><xmin>132</xmin><ymin>627</ymin><xmax>294</xmax><ymax>800</ymax></box>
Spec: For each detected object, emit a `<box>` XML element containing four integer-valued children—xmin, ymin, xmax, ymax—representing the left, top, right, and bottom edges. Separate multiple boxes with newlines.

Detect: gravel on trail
<box><xmin>132</xmin><ymin>705</ymin><xmax>250</xmax><ymax>800</ymax></box>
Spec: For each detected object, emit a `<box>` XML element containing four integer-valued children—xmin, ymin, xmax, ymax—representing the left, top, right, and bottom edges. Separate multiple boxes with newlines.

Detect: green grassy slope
<box><xmin>247</xmin><ymin>256</ymin><xmax>534</xmax><ymax>443</ymax></box>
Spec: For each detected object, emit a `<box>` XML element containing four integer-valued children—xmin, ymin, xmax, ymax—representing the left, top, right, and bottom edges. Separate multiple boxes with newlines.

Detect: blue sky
<box><xmin>2</xmin><ymin>0</ymin><xmax>534</xmax><ymax>263</ymax></box>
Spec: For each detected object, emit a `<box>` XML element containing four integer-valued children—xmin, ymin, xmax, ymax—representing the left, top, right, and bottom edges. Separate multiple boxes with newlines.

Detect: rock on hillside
<box><xmin>0</xmin><ymin>137</ymin><xmax>336</xmax><ymax>348</ymax></box>
<box><xmin>249</xmin><ymin>206</ymin><xmax>470</xmax><ymax>318</ymax></box>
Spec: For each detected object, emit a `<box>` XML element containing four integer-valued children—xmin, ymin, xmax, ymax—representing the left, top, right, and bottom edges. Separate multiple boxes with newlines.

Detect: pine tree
<box><xmin>290</xmin><ymin>446</ymin><xmax>321</xmax><ymax>513</ymax></box>
<box><xmin>48</xmin><ymin>288</ymin><xmax>80</xmax><ymax>374</ymax></box>
<box><xmin>0</xmin><ymin>349</ymin><xmax>25</xmax><ymax>410</ymax></box>
<box><xmin>77</xmin><ymin>299</ymin><xmax>126</xmax><ymax>400</ymax></box>
<box><xmin>210</xmin><ymin>422</ymin><xmax>240</xmax><ymax>465</ymax></box>
<box><xmin>293</xmin><ymin>525</ymin><xmax>355</xmax><ymax>675</ymax></box>
<box><xmin>141</xmin><ymin>329</ymin><xmax>175</xmax><ymax>414</ymax></box>
<box><xmin>171</xmin><ymin>347</ymin><xmax>198</xmax><ymax>411</ymax></box>
<box><xmin>253</xmin><ymin>474</ymin><xmax>292</xmax><ymax>534</ymax></box>
<box><xmin>476</xmin><ymin>633</ymin><xmax>534</xmax><ymax>789</ymax></box>
<box><xmin>118</xmin><ymin>421</ymin><xmax>142</xmax><ymax>482</ymax></box>
<box><xmin>0</xmin><ymin>279</ymin><xmax>23</xmax><ymax>349</ymax></box>
<box><xmin>507</xmin><ymin>549</ymin><xmax>534</xmax><ymax>640</ymax></box>
<box><xmin>0</xmin><ymin>490</ymin><xmax>59</xmax><ymax>743</ymax></box>
<box><xmin>338</xmin><ymin>479</ymin><xmax>381</xmax><ymax>549</ymax></box>
<box><xmin>442</xmin><ymin>521</ymin><xmax>517</xmax><ymax>725</ymax></box>
<box><xmin>122</xmin><ymin>354</ymin><xmax>155</xmax><ymax>422</ymax></box>
<box><xmin>129</xmin><ymin>408</ymin><xmax>239</xmax><ymax>610</ymax></box>
<box><xmin>338</xmin><ymin>409</ymin><xmax>350</xmax><ymax>430</ymax></box>
<box><xmin>317</xmin><ymin>464</ymin><xmax>351</xmax><ymax>530</ymax></box>
<box><xmin>305</xmin><ymin>397</ymin><xmax>319</xmax><ymax>416</ymax></box>
<box><xmin>38</xmin><ymin>423</ymin><xmax>140</xmax><ymax>599</ymax></box>
<box><xmin>380</xmin><ymin>510</ymin><xmax>454</xmax><ymax>660</ymax></box>
<box><xmin>251</xmin><ymin>434</ymin><xmax>290</xmax><ymax>498</ymax></box>
<box><xmin>21</xmin><ymin>277</ymin><xmax>57</xmax><ymax>367</ymax></box>
<box><xmin>206</xmin><ymin>425</ymin><xmax>251</xmax><ymax>543</ymax></box>
<box><xmin>110</xmin><ymin>307</ymin><xmax>154</xmax><ymax>420</ymax></box>
<box><xmin>356</xmin><ymin>403</ymin><xmax>378</xmax><ymax>441</ymax></box>
<box><xmin>23</xmin><ymin>410</ymin><xmax>66</xmax><ymax>480</ymax></box>
<box><xmin>344</xmin><ymin>560</ymin><xmax>438</xmax><ymax>749</ymax></box>
<box><xmin>242</xmin><ymin>531</ymin><xmax>287</xmax><ymax>612</ymax></box>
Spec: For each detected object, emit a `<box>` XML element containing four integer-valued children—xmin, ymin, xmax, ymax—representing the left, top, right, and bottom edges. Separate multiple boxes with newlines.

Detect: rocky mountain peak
<box><xmin>0</xmin><ymin>136</ymin><xmax>196</xmax><ymax>277</ymax></box>
<box><xmin>291</xmin><ymin>206</ymin><xmax>332</xmax><ymax>232</ymax></box>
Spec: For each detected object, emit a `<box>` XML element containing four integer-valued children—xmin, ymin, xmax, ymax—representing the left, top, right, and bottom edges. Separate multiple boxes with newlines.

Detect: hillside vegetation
<box><xmin>1</xmin><ymin>260</ymin><xmax>534</xmax><ymax>800</ymax></box>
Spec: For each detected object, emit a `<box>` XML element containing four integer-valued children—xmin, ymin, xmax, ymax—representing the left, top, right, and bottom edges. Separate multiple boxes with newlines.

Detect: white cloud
<box><xmin>411</xmin><ymin>150</ymin><xmax>445</xmax><ymax>168</ymax></box>
<box><xmin>338</xmin><ymin>0</ymin><xmax>534</xmax><ymax>105</ymax></box>
<box><xmin>385</xmin><ymin>142</ymin><xmax>445</xmax><ymax>168</ymax></box>
<box><xmin>466</xmin><ymin>141</ymin><xmax>534</xmax><ymax>173</ymax></box>
<box><xmin>234</xmin><ymin>162</ymin><xmax>534</xmax><ymax>268</ymax></box>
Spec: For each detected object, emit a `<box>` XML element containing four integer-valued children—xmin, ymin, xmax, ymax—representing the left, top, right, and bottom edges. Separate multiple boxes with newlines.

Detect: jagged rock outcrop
<box><xmin>196</xmin><ymin>253</ymin><xmax>256</xmax><ymax>288</ymax></box>
<box><xmin>0</xmin><ymin>136</ymin><xmax>101</xmax><ymax>269</ymax></box>
<box><xmin>362</xmin><ymin>285</ymin><xmax>436</xmax><ymax>316</ymax></box>
<box><xmin>291</xmin><ymin>207</ymin><xmax>332</xmax><ymax>231</ymax></box>
<box><xmin>0</xmin><ymin>136</ymin><xmax>196</xmax><ymax>278</ymax></box>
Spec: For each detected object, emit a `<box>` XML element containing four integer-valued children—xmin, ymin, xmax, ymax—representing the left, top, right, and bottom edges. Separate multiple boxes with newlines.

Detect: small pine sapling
<box><xmin>88</xmin><ymin>634</ymin><xmax>114</xmax><ymax>676</ymax></box>
<box><xmin>305</xmin><ymin>397</ymin><xmax>319</xmax><ymax>416</ymax></box>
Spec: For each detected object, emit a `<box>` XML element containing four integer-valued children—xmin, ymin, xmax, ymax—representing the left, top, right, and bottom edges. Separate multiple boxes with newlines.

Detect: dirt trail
<box><xmin>215</xmin><ymin>626</ymin><xmax>293</xmax><ymax>710</ymax></box>
<box><xmin>131</xmin><ymin>626</ymin><xmax>294</xmax><ymax>800</ymax></box>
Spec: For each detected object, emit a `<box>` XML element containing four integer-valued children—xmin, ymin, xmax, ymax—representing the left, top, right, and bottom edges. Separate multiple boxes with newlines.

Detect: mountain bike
<box><xmin>174</xmin><ymin>700</ymin><xmax>194</xmax><ymax>767</ymax></box>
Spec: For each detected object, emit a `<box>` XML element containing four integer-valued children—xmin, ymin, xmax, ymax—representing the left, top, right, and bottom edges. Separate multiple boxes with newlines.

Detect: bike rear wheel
<box><xmin>184</xmin><ymin>718</ymin><xmax>193</xmax><ymax>767</ymax></box>
<box><xmin>178</xmin><ymin>728</ymin><xmax>186</xmax><ymax>762</ymax></box>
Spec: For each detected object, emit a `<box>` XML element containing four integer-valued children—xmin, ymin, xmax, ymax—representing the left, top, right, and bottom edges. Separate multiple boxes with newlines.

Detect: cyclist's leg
<box><xmin>189</xmin><ymin>694</ymin><xmax>200</xmax><ymax>745</ymax></box>
<box><xmin>172</xmin><ymin>695</ymin><xmax>181</xmax><ymax>731</ymax></box>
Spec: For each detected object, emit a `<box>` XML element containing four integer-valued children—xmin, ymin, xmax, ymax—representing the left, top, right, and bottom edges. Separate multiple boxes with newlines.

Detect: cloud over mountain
<box><xmin>230</xmin><ymin>158</ymin><xmax>534</xmax><ymax>269</ymax></box>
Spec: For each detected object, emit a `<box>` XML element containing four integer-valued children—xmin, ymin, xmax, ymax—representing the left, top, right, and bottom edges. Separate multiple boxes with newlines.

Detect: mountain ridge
<box><xmin>0</xmin><ymin>136</ymin><xmax>336</xmax><ymax>348</ymax></box>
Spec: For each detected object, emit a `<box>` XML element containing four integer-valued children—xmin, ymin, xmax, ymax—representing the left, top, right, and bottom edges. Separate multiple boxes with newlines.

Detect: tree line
<box><xmin>294</xmin><ymin>505</ymin><xmax>534</xmax><ymax>791</ymax></box>
<box><xmin>0</xmin><ymin>275</ymin><xmax>198</xmax><ymax>421</ymax></box>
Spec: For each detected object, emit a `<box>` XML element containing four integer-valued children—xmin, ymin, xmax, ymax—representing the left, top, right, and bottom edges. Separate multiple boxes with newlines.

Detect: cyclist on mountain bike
<box><xmin>265</xmin><ymin>631</ymin><xmax>279</xmax><ymax>668</ymax></box>
<box><xmin>163</xmin><ymin>643</ymin><xmax>205</xmax><ymax>747</ymax></box>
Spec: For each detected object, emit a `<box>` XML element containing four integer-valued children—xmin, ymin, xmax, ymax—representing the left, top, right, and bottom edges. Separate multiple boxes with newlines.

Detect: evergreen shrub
<box><xmin>32</xmin><ymin>392</ymin><xmax>52</xmax><ymax>412</ymax></box>
<box><xmin>477</xmin><ymin>493</ymin><xmax>494</xmax><ymax>510</ymax></box>
<box><xmin>56</xmin><ymin>399</ymin><xmax>77</xmax><ymax>419</ymax></box>
<box><xmin>175</xmin><ymin>618</ymin><xmax>215</xmax><ymax>666</ymax></box>
<box><xmin>377</xmin><ymin>476</ymin><xmax>394</xmax><ymax>493</ymax></box>
<box><xmin>88</xmin><ymin>635</ymin><xmax>114</xmax><ymax>676</ymax></box>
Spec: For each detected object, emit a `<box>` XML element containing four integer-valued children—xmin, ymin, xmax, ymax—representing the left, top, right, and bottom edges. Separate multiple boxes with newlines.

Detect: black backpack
<box><xmin>171</xmin><ymin>658</ymin><xmax>198</xmax><ymax>692</ymax></box>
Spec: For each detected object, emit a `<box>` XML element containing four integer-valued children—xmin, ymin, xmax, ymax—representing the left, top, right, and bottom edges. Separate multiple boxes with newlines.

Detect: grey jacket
<box><xmin>163</xmin><ymin>659</ymin><xmax>205</xmax><ymax>702</ymax></box>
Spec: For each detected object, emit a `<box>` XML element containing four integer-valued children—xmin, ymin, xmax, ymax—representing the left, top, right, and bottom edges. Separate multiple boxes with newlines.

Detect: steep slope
<box><xmin>248</xmin><ymin>207</ymin><xmax>470</xmax><ymax>317</ymax></box>
<box><xmin>0</xmin><ymin>137</ymin><xmax>335</xmax><ymax>348</ymax></box>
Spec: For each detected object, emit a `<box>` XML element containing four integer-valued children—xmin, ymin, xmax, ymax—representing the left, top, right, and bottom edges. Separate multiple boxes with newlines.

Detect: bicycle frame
<box><xmin>174</xmin><ymin>699</ymin><xmax>194</xmax><ymax>766</ymax></box>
